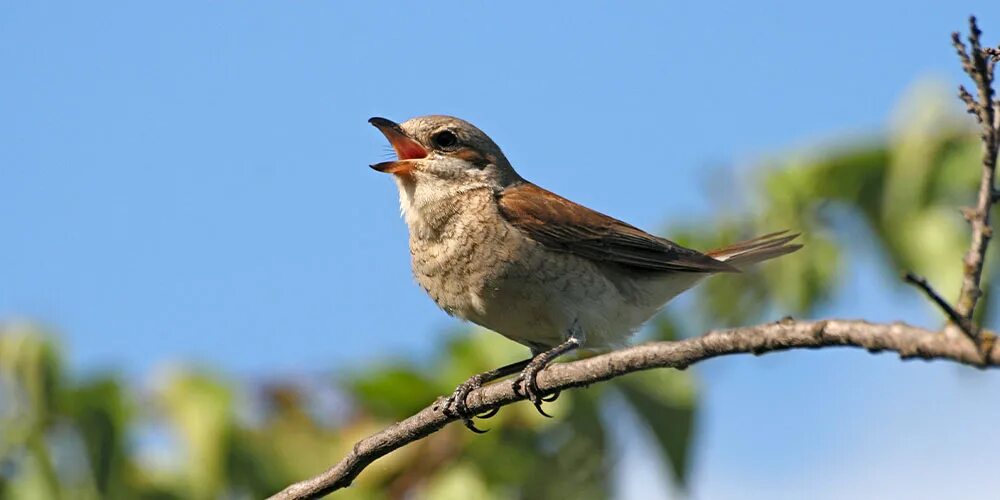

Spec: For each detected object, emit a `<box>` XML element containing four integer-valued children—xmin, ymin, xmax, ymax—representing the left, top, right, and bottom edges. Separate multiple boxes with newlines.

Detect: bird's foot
<box><xmin>512</xmin><ymin>328</ymin><xmax>583</xmax><ymax>418</ymax></box>
<box><xmin>440</xmin><ymin>373</ymin><xmax>499</xmax><ymax>433</ymax></box>
<box><xmin>512</xmin><ymin>357</ymin><xmax>560</xmax><ymax>417</ymax></box>
<box><xmin>436</xmin><ymin>359</ymin><xmax>533</xmax><ymax>433</ymax></box>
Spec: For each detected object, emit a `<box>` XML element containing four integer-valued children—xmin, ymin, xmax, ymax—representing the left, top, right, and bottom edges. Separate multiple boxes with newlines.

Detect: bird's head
<box><xmin>369</xmin><ymin>115</ymin><xmax>523</xmax><ymax>193</ymax></box>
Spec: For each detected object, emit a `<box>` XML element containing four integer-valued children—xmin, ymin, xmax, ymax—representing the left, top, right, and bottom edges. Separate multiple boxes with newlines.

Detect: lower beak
<box><xmin>368</xmin><ymin>117</ymin><xmax>427</xmax><ymax>175</ymax></box>
<box><xmin>370</xmin><ymin>159</ymin><xmax>419</xmax><ymax>175</ymax></box>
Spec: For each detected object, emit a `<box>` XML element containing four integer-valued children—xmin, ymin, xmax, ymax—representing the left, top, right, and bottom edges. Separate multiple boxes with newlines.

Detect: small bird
<box><xmin>369</xmin><ymin>115</ymin><xmax>800</xmax><ymax>431</ymax></box>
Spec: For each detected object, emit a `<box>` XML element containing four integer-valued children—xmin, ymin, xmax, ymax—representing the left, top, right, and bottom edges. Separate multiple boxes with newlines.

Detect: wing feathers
<box><xmin>707</xmin><ymin>231</ymin><xmax>802</xmax><ymax>269</ymax></box>
<box><xmin>497</xmin><ymin>183</ymin><xmax>737</xmax><ymax>273</ymax></box>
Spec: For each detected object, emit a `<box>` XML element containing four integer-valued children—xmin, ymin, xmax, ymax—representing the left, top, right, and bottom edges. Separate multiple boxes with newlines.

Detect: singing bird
<box><xmin>369</xmin><ymin>115</ymin><xmax>800</xmax><ymax>431</ymax></box>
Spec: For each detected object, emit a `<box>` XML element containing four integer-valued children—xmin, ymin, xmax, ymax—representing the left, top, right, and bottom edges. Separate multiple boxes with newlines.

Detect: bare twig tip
<box><xmin>902</xmin><ymin>272</ymin><xmax>979</xmax><ymax>342</ymax></box>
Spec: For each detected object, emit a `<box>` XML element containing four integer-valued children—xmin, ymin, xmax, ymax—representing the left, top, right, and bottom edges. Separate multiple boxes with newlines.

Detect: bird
<box><xmin>368</xmin><ymin>115</ymin><xmax>801</xmax><ymax>431</ymax></box>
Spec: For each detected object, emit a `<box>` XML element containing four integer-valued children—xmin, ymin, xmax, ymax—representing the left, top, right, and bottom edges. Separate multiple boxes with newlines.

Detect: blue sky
<box><xmin>3</xmin><ymin>2</ymin><xmax>1000</xmax><ymax>498</ymax></box>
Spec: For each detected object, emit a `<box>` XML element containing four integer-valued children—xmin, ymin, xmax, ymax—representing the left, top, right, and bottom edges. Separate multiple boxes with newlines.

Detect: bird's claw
<box><xmin>441</xmin><ymin>376</ymin><xmax>497</xmax><ymax>433</ymax></box>
<box><xmin>513</xmin><ymin>360</ymin><xmax>557</xmax><ymax>418</ymax></box>
<box><xmin>476</xmin><ymin>406</ymin><xmax>500</xmax><ymax>419</ymax></box>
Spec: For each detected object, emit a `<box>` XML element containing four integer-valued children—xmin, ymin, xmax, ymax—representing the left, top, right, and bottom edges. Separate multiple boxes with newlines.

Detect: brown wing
<box><xmin>497</xmin><ymin>182</ymin><xmax>737</xmax><ymax>273</ymax></box>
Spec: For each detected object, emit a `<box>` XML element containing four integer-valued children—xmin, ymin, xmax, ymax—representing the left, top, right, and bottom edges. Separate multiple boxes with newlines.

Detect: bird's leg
<box><xmin>513</xmin><ymin>321</ymin><xmax>585</xmax><ymax>418</ymax></box>
<box><xmin>441</xmin><ymin>358</ymin><xmax>531</xmax><ymax>433</ymax></box>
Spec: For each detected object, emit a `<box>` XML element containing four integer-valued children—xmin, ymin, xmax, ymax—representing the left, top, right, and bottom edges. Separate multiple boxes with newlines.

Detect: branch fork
<box><xmin>906</xmin><ymin>16</ymin><xmax>999</xmax><ymax>356</ymax></box>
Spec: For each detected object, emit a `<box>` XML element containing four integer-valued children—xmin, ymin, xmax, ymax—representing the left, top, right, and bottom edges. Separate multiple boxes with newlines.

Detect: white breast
<box><xmin>399</xmin><ymin>182</ymin><xmax>705</xmax><ymax>350</ymax></box>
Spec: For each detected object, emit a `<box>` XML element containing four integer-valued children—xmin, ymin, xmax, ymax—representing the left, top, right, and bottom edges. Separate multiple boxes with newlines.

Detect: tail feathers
<box><xmin>707</xmin><ymin>230</ymin><xmax>802</xmax><ymax>270</ymax></box>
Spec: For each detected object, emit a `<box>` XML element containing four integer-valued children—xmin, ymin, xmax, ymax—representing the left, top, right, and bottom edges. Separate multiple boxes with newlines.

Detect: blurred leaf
<box><xmin>523</xmin><ymin>390</ymin><xmax>609</xmax><ymax>500</ymax></box>
<box><xmin>4</xmin><ymin>437</ymin><xmax>61</xmax><ymax>500</ymax></box>
<box><xmin>0</xmin><ymin>323</ymin><xmax>63</xmax><ymax>433</ymax></box>
<box><xmin>60</xmin><ymin>376</ymin><xmax>132</xmax><ymax>498</ymax></box>
<box><xmin>349</xmin><ymin>364</ymin><xmax>440</xmax><ymax>419</ymax></box>
<box><xmin>438</xmin><ymin>330</ymin><xmax>530</xmax><ymax>390</ymax></box>
<box><xmin>417</xmin><ymin>462</ymin><xmax>491</xmax><ymax>500</ymax></box>
<box><xmin>0</xmin><ymin>323</ymin><xmax>63</xmax><ymax>499</ymax></box>
<box><xmin>616</xmin><ymin>368</ymin><xmax>697</xmax><ymax>488</ymax></box>
<box><xmin>651</xmin><ymin>314</ymin><xmax>682</xmax><ymax>342</ymax></box>
<box><xmin>158</xmin><ymin>370</ymin><xmax>234</xmax><ymax>500</ymax></box>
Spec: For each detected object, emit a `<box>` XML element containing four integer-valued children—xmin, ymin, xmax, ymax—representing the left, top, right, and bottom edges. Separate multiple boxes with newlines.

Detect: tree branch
<box><xmin>267</xmin><ymin>319</ymin><xmax>999</xmax><ymax>500</ymax></box>
<box><xmin>953</xmin><ymin>16</ymin><xmax>1000</xmax><ymax>323</ymax></box>
<box><xmin>906</xmin><ymin>17</ymin><xmax>997</xmax><ymax>350</ymax></box>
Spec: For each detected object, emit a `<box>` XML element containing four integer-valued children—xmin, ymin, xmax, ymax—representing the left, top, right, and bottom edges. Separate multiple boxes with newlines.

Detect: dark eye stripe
<box><xmin>453</xmin><ymin>148</ymin><xmax>489</xmax><ymax>169</ymax></box>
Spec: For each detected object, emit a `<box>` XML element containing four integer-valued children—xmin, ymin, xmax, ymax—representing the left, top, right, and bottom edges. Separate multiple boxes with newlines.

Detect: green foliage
<box><xmin>0</xmin><ymin>324</ymin><xmax>64</xmax><ymax>500</ymax></box>
<box><xmin>671</xmin><ymin>81</ymin><xmax>989</xmax><ymax>328</ymax></box>
<box><xmin>617</xmin><ymin>369</ymin><xmax>696</xmax><ymax>488</ymax></box>
<box><xmin>0</xmin><ymin>321</ymin><xmax>696</xmax><ymax>499</ymax></box>
<box><xmin>1</xmin><ymin>81</ymin><xmax>990</xmax><ymax>499</ymax></box>
<box><xmin>59</xmin><ymin>377</ymin><xmax>132</xmax><ymax>498</ymax></box>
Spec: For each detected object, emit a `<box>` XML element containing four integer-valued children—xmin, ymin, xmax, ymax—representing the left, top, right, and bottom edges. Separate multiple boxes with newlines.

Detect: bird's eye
<box><xmin>432</xmin><ymin>130</ymin><xmax>459</xmax><ymax>149</ymax></box>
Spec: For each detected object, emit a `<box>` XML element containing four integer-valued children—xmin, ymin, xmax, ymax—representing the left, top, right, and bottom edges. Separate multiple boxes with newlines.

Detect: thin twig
<box><xmin>959</xmin><ymin>85</ymin><xmax>980</xmax><ymax>120</ymax></box>
<box><xmin>267</xmin><ymin>319</ymin><xmax>999</xmax><ymax>500</ymax></box>
<box><xmin>952</xmin><ymin>17</ymin><xmax>1000</xmax><ymax>327</ymax></box>
<box><xmin>903</xmin><ymin>272</ymin><xmax>978</xmax><ymax>340</ymax></box>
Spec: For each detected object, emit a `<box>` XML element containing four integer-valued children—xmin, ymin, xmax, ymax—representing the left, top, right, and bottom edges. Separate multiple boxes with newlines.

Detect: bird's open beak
<box><xmin>369</xmin><ymin>117</ymin><xmax>427</xmax><ymax>175</ymax></box>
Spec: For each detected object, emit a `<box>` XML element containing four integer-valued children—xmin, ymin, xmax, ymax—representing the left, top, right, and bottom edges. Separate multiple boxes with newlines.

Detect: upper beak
<box><xmin>369</xmin><ymin>117</ymin><xmax>427</xmax><ymax>175</ymax></box>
